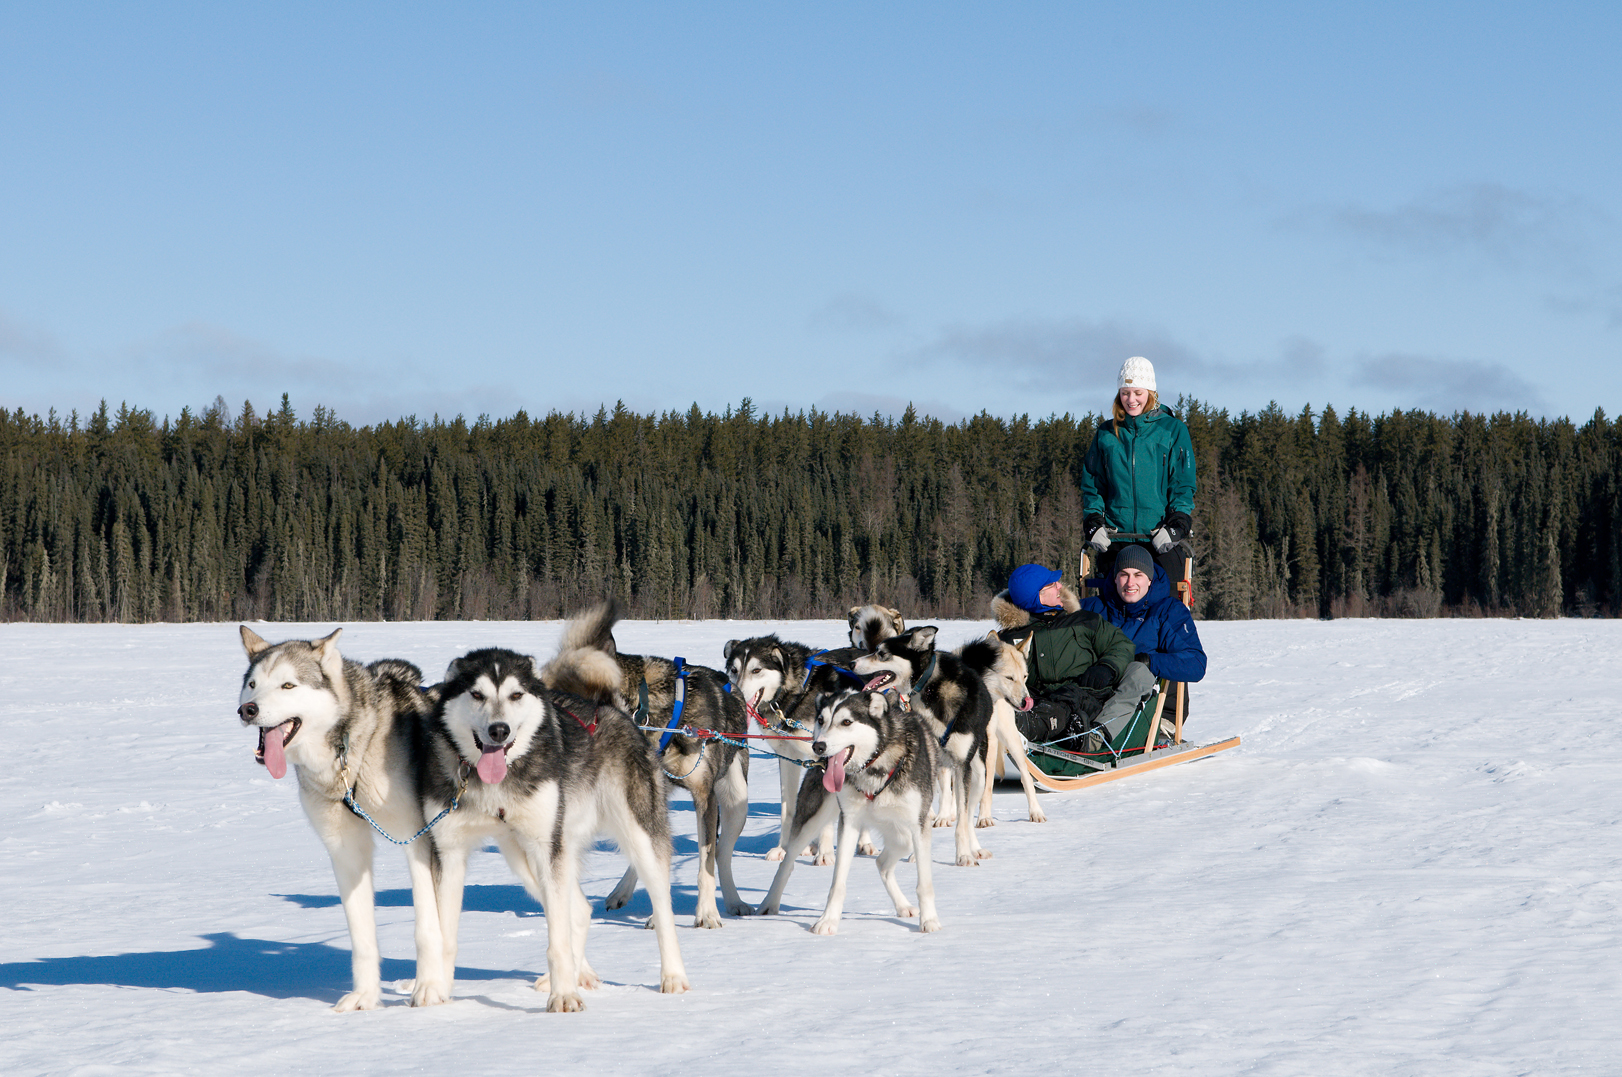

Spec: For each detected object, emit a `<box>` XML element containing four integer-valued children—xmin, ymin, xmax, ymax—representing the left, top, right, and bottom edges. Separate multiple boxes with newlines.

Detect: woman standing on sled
<box><xmin>1079</xmin><ymin>355</ymin><xmax>1197</xmax><ymax>582</ymax></box>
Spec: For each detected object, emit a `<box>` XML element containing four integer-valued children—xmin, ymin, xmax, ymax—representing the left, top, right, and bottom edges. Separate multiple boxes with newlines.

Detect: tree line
<box><xmin>1</xmin><ymin>394</ymin><xmax>1617</xmax><ymax>624</ymax></box>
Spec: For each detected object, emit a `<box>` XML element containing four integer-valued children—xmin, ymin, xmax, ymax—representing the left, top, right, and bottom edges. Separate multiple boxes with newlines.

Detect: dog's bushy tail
<box><xmin>542</xmin><ymin>600</ymin><xmax>627</xmax><ymax>708</ymax></box>
<box><xmin>955</xmin><ymin>637</ymin><xmax>1000</xmax><ymax>677</ymax></box>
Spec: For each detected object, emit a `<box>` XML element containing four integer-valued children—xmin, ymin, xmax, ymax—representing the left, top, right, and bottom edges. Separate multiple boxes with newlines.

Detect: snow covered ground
<box><xmin>2</xmin><ymin>616</ymin><xmax>1619</xmax><ymax>1075</ymax></box>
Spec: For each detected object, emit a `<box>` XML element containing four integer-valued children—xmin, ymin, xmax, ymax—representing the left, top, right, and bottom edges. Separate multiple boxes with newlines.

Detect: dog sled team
<box><xmin>232</xmin><ymin>356</ymin><xmax>1221</xmax><ymax>1012</ymax></box>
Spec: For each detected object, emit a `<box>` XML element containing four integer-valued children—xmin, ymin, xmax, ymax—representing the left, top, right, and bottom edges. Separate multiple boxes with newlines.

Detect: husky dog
<box><xmin>958</xmin><ymin>632</ymin><xmax>1046</xmax><ymax>824</ymax></box>
<box><xmin>848</xmin><ymin>604</ymin><xmax>905</xmax><ymax>650</ymax></box>
<box><xmin>235</xmin><ymin>626</ymin><xmax>446</xmax><ymax>1012</ymax></box>
<box><xmin>723</xmin><ymin>635</ymin><xmax>868</xmax><ymax>864</ymax></box>
<box><xmin>421</xmin><ymin>647</ymin><xmax>687</xmax><ymax>1012</ymax></box>
<box><xmin>543</xmin><ymin>601</ymin><xmax>750</xmax><ymax>928</ymax></box>
<box><xmin>853</xmin><ymin>626</ymin><xmax>993</xmax><ymax>866</ymax></box>
<box><xmin>756</xmin><ymin>690</ymin><xmax>941</xmax><ymax>934</ymax></box>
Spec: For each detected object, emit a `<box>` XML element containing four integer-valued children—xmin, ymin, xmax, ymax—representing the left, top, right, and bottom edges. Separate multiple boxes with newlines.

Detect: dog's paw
<box><xmin>603</xmin><ymin>893</ymin><xmax>629</xmax><ymax>910</ymax></box>
<box><xmin>659</xmin><ymin>971</ymin><xmax>691</xmax><ymax>994</ymax></box>
<box><xmin>334</xmin><ymin>987</ymin><xmax>381</xmax><ymax>1012</ymax></box>
<box><xmin>933</xmin><ymin>816</ymin><xmax>954</xmax><ymax>828</ymax></box>
<box><xmin>812</xmin><ymin>851</ymin><xmax>834</xmax><ymax>867</ymax></box>
<box><xmin>726</xmin><ymin>900</ymin><xmax>755</xmax><ymax>917</ymax></box>
<box><xmin>810</xmin><ymin>916</ymin><xmax>840</xmax><ymax>936</ymax></box>
<box><xmin>919</xmin><ymin>916</ymin><xmax>942</xmax><ymax>933</ymax></box>
<box><xmin>974</xmin><ymin>847</ymin><xmax>993</xmax><ymax>859</ymax></box>
<box><xmin>765</xmin><ymin>847</ymin><xmax>787</xmax><ymax>862</ymax></box>
<box><xmin>578</xmin><ymin>964</ymin><xmax>602</xmax><ymax>991</ymax></box>
<box><xmin>1029</xmin><ymin>808</ymin><xmax>1048</xmax><ymax>823</ymax></box>
<box><xmin>896</xmin><ymin>904</ymin><xmax>917</xmax><ymax>918</ymax></box>
<box><xmin>975</xmin><ymin>816</ymin><xmax>996</xmax><ymax>829</ymax></box>
<box><xmin>857</xmin><ymin>841</ymin><xmax>877</xmax><ymax>856</ymax></box>
<box><xmin>955</xmin><ymin>853</ymin><xmax>979</xmax><ymax>867</ymax></box>
<box><xmin>410</xmin><ymin>979</ymin><xmax>451</xmax><ymax>1007</ymax></box>
<box><xmin>692</xmin><ymin>909</ymin><xmax>723</xmax><ymax>930</ymax></box>
<box><xmin>546</xmin><ymin>992</ymin><xmax>586</xmax><ymax>1013</ymax></box>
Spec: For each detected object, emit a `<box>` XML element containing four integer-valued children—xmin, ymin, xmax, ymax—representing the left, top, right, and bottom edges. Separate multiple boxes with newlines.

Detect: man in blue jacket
<box><xmin>1079</xmin><ymin>544</ymin><xmax>1206</xmax><ymax>686</ymax></box>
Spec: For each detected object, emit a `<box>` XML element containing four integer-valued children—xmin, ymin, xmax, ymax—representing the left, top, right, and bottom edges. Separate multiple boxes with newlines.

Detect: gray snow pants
<box><xmin>1093</xmin><ymin>661</ymin><xmax>1158</xmax><ymax>740</ymax></box>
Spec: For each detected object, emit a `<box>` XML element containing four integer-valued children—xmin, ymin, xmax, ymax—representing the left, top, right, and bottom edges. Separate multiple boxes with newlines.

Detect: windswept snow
<box><xmin>2</xmin><ymin>617</ymin><xmax>1619</xmax><ymax>1075</ymax></box>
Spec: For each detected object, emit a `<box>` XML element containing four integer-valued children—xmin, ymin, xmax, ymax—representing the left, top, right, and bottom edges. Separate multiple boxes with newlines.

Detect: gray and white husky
<box><xmin>755</xmin><ymin>689</ymin><xmax>941</xmax><ymax>934</ymax></box>
<box><xmin>543</xmin><ymin>600</ymin><xmax>750</xmax><ymax>929</ymax></box>
<box><xmin>420</xmin><ymin>646</ymin><xmax>688</xmax><ymax>1012</ymax></box>
<box><xmin>723</xmin><ymin>635</ymin><xmax>867</xmax><ymax>863</ymax></box>
<box><xmin>235</xmin><ymin>626</ymin><xmax>447</xmax><ymax>1011</ymax></box>
<box><xmin>853</xmin><ymin>626</ymin><xmax>994</xmax><ymax>866</ymax></box>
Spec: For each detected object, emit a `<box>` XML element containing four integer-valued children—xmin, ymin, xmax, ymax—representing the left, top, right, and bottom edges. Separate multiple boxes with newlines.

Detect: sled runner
<box><xmin>1003</xmin><ymin>680</ymin><xmax>1240</xmax><ymax>792</ymax></box>
<box><xmin>996</xmin><ymin>531</ymin><xmax>1239</xmax><ymax>792</ymax></box>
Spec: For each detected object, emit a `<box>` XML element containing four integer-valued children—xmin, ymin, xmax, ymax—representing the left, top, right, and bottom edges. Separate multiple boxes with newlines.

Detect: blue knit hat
<box><xmin>1008</xmin><ymin>563</ymin><xmax>1063</xmax><ymax>612</ymax></box>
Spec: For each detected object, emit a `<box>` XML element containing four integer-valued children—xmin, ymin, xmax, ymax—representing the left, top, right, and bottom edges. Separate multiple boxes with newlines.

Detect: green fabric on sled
<box><xmin>1027</xmin><ymin>683</ymin><xmax>1163</xmax><ymax>776</ymax></box>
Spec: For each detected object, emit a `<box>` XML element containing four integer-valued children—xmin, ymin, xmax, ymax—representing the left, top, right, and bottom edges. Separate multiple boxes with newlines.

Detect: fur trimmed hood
<box><xmin>991</xmin><ymin>582</ymin><xmax>1081</xmax><ymax>631</ymax></box>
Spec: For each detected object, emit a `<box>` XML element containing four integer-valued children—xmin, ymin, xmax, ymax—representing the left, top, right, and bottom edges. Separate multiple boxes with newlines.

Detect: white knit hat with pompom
<box><xmin>1118</xmin><ymin>355</ymin><xmax>1156</xmax><ymax>392</ymax></box>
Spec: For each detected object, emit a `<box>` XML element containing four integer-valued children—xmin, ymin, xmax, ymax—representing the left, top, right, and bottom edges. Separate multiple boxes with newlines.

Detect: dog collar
<box><xmin>861</xmin><ymin>754</ymin><xmax>903</xmax><ymax>801</ymax></box>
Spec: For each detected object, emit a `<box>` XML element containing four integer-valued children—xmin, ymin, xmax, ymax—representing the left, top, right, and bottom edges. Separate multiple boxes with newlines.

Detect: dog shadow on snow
<box><xmin>0</xmin><ymin>931</ymin><xmax>533</xmax><ymax>1005</ymax></box>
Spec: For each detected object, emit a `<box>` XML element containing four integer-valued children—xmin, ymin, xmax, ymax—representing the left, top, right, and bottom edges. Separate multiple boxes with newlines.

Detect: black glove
<box><xmin>1134</xmin><ymin>652</ymin><xmax>1152</xmax><ymax>665</ymax></box>
<box><xmin>1077</xmin><ymin>663</ymin><xmax>1115</xmax><ymax>690</ymax></box>
<box><xmin>1083</xmin><ymin>514</ymin><xmax>1110</xmax><ymax>554</ymax></box>
<box><xmin>1163</xmin><ymin>512</ymin><xmax>1191</xmax><ymax>543</ymax></box>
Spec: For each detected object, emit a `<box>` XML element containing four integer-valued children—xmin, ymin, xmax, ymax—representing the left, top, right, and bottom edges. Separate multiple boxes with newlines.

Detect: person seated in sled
<box><xmin>1080</xmin><ymin>355</ymin><xmax>1196</xmax><ymax>584</ymax></box>
<box><xmin>1079</xmin><ymin>544</ymin><xmax>1207</xmax><ymax>686</ymax></box>
<box><xmin>991</xmin><ymin>562</ymin><xmax>1157</xmax><ymax>749</ymax></box>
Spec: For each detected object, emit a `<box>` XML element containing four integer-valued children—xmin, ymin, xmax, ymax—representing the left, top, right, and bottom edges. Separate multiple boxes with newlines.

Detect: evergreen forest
<box><xmin>1</xmin><ymin>395</ymin><xmax>1618</xmax><ymax>624</ymax></box>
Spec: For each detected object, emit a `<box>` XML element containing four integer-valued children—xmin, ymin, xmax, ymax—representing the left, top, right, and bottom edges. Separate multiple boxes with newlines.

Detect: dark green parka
<box><xmin>1079</xmin><ymin>405</ymin><xmax>1196</xmax><ymax>535</ymax></box>
<box><xmin>1005</xmin><ymin>607</ymin><xmax>1138</xmax><ymax>700</ymax></box>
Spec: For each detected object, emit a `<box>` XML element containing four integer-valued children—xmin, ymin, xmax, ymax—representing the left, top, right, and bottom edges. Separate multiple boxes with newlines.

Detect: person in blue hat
<box><xmin>992</xmin><ymin>562</ymin><xmax>1156</xmax><ymax>746</ymax></box>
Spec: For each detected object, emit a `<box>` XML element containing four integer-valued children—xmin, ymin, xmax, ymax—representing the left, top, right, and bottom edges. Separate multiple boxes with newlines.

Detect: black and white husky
<box><xmin>544</xmin><ymin>601</ymin><xmax>750</xmax><ymax>928</ymax></box>
<box><xmin>421</xmin><ymin>647</ymin><xmax>688</xmax><ymax>1012</ymax></box>
<box><xmin>958</xmin><ymin>632</ymin><xmax>1046</xmax><ymax>824</ymax></box>
<box><xmin>723</xmin><ymin>635</ymin><xmax>867</xmax><ymax>863</ymax></box>
<box><xmin>848</xmin><ymin>604</ymin><xmax>905</xmax><ymax>649</ymax></box>
<box><xmin>755</xmin><ymin>689</ymin><xmax>941</xmax><ymax>934</ymax></box>
<box><xmin>853</xmin><ymin>626</ymin><xmax>994</xmax><ymax>866</ymax></box>
<box><xmin>235</xmin><ymin>626</ymin><xmax>446</xmax><ymax>1011</ymax></box>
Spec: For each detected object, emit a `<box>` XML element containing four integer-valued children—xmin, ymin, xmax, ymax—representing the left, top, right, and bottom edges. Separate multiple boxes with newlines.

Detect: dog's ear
<box><xmin>444</xmin><ymin>656</ymin><xmax>466</xmax><ymax>682</ymax></box>
<box><xmin>911</xmin><ymin>626</ymin><xmax>939</xmax><ymax>651</ymax></box>
<box><xmin>312</xmin><ymin>627</ymin><xmax>343</xmax><ymax>660</ymax></box>
<box><xmin>239</xmin><ymin>625</ymin><xmax>270</xmax><ymax>658</ymax></box>
<box><xmin>867</xmin><ymin>692</ymin><xmax>889</xmax><ymax>718</ymax></box>
<box><xmin>984</xmin><ymin>629</ymin><xmax>1001</xmax><ymax>644</ymax></box>
<box><xmin>887</xmin><ymin>608</ymin><xmax>904</xmax><ymax>631</ymax></box>
<box><xmin>848</xmin><ymin>606</ymin><xmax>862</xmax><ymax>622</ymax></box>
<box><xmin>1014</xmin><ymin>633</ymin><xmax>1033</xmax><ymax>657</ymax></box>
<box><xmin>770</xmin><ymin>645</ymin><xmax>783</xmax><ymax>668</ymax></box>
<box><xmin>723</xmin><ymin>639</ymin><xmax>738</xmax><ymax>662</ymax></box>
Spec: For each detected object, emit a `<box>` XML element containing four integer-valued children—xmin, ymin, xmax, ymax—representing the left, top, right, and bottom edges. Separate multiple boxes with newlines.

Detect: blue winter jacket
<box><xmin>1079</xmin><ymin>564</ymin><xmax>1207</xmax><ymax>684</ymax></box>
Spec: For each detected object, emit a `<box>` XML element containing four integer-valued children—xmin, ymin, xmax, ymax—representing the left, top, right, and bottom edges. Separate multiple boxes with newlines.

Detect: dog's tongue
<box><xmin>477</xmin><ymin>744</ymin><xmax>508</xmax><ymax>785</ymax></box>
<box><xmin>862</xmin><ymin>673</ymin><xmax>889</xmax><ymax>691</ymax></box>
<box><xmin>263</xmin><ymin>725</ymin><xmax>288</xmax><ymax>780</ymax></box>
<box><xmin>822</xmin><ymin>752</ymin><xmax>846</xmax><ymax>793</ymax></box>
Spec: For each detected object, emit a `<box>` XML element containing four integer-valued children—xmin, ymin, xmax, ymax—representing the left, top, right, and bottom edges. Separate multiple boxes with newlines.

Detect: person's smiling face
<box><xmin>1115</xmin><ymin>566</ymin><xmax>1150</xmax><ymax>604</ymax></box>
<box><xmin>1118</xmin><ymin>387</ymin><xmax>1149</xmax><ymax>416</ymax></box>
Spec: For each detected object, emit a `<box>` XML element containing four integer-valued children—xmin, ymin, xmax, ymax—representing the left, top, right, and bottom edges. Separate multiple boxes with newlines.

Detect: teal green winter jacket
<box><xmin>1079</xmin><ymin>405</ymin><xmax>1197</xmax><ymax>535</ymax></box>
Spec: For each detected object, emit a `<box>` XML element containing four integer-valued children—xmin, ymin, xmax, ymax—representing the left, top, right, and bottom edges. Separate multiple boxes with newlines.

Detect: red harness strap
<box><xmin>556</xmin><ymin>703</ymin><xmax>599</xmax><ymax>735</ymax></box>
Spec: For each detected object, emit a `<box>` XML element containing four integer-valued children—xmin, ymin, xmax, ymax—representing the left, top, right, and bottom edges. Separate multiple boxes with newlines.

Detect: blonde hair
<box><xmin>1111</xmin><ymin>389</ymin><xmax>1159</xmax><ymax>432</ymax></box>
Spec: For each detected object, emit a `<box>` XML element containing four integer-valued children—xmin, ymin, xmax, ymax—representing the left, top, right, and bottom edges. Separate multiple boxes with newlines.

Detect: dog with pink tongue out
<box><xmin>235</xmin><ymin>625</ymin><xmax>449</xmax><ymax>1012</ymax></box>
<box><xmin>755</xmin><ymin>689</ymin><xmax>942</xmax><ymax>935</ymax></box>
<box><xmin>419</xmin><ymin>646</ymin><xmax>689</xmax><ymax>1013</ymax></box>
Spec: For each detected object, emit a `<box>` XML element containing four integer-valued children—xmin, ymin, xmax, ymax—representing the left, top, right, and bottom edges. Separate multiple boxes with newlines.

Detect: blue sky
<box><xmin>3</xmin><ymin>2</ymin><xmax>1619</xmax><ymax>427</ymax></box>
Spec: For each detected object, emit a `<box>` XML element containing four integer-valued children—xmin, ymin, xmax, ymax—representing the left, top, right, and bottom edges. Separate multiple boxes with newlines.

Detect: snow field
<box><xmin>1</xmin><ymin>617</ymin><xmax>1619</xmax><ymax>1075</ymax></box>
